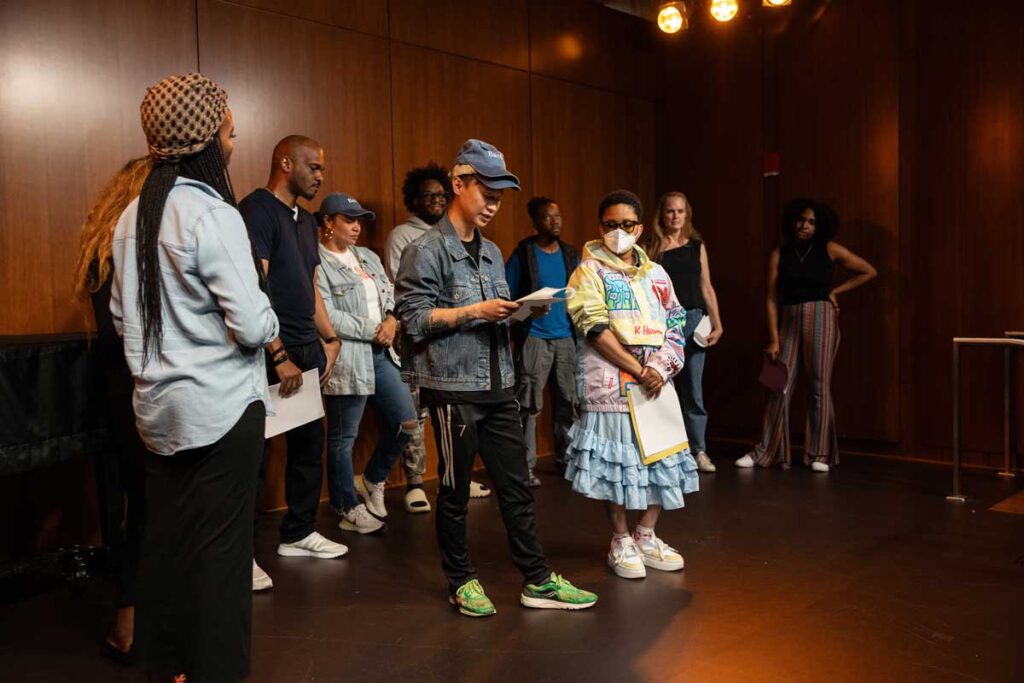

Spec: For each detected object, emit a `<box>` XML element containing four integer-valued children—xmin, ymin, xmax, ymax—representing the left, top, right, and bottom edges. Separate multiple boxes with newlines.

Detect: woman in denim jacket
<box><xmin>565</xmin><ymin>191</ymin><xmax>699</xmax><ymax>581</ymax></box>
<box><xmin>316</xmin><ymin>193</ymin><xmax>418</xmax><ymax>535</ymax></box>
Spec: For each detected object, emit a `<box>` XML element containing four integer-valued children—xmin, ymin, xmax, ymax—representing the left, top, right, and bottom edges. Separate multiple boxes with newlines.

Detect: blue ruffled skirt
<box><xmin>564</xmin><ymin>411</ymin><xmax>699</xmax><ymax>510</ymax></box>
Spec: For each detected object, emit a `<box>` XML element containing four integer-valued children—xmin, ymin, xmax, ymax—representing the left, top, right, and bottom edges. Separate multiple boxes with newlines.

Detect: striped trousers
<box><xmin>753</xmin><ymin>301</ymin><xmax>840</xmax><ymax>467</ymax></box>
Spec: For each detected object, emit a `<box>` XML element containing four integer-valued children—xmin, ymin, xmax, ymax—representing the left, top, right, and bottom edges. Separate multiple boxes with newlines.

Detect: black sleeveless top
<box><xmin>660</xmin><ymin>240</ymin><xmax>705</xmax><ymax>311</ymax></box>
<box><xmin>777</xmin><ymin>241</ymin><xmax>834</xmax><ymax>305</ymax></box>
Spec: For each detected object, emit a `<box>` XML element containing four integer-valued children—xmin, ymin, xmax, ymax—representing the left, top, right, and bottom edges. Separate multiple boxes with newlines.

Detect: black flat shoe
<box><xmin>101</xmin><ymin>639</ymin><xmax>133</xmax><ymax>665</ymax></box>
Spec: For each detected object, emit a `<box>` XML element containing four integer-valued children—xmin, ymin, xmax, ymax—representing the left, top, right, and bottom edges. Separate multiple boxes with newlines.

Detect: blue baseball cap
<box><xmin>319</xmin><ymin>192</ymin><xmax>376</xmax><ymax>221</ymax></box>
<box><xmin>451</xmin><ymin>139</ymin><xmax>521</xmax><ymax>191</ymax></box>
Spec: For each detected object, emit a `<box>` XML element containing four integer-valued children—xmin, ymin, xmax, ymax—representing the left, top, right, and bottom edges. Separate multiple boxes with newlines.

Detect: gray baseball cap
<box><xmin>319</xmin><ymin>192</ymin><xmax>376</xmax><ymax>221</ymax></box>
<box><xmin>451</xmin><ymin>139</ymin><xmax>521</xmax><ymax>191</ymax></box>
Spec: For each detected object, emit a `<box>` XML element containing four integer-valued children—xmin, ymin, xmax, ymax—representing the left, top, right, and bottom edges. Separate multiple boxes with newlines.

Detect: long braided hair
<box><xmin>135</xmin><ymin>139</ymin><xmax>261</xmax><ymax>365</ymax></box>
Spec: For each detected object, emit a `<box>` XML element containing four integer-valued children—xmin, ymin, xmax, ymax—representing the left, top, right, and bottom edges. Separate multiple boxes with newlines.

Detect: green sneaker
<box><xmin>449</xmin><ymin>579</ymin><xmax>497</xmax><ymax>617</ymax></box>
<box><xmin>520</xmin><ymin>573</ymin><xmax>598</xmax><ymax>610</ymax></box>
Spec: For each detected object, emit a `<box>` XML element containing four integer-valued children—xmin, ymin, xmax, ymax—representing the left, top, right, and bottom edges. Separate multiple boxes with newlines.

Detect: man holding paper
<box><xmin>395</xmin><ymin>139</ymin><xmax>596</xmax><ymax>617</ymax></box>
<box><xmin>506</xmin><ymin>197</ymin><xmax>580</xmax><ymax>483</ymax></box>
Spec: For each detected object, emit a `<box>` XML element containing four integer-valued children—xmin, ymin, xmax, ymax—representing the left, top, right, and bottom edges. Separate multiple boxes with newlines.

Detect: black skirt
<box><xmin>135</xmin><ymin>401</ymin><xmax>265</xmax><ymax>683</ymax></box>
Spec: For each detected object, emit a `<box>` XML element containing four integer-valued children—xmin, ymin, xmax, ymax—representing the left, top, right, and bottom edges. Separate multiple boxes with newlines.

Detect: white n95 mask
<box><xmin>603</xmin><ymin>229</ymin><xmax>636</xmax><ymax>255</ymax></box>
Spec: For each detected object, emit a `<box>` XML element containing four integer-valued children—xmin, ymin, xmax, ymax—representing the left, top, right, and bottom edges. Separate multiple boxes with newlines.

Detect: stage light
<box><xmin>763</xmin><ymin>0</ymin><xmax>792</xmax><ymax>6</ymax></box>
<box><xmin>657</xmin><ymin>3</ymin><xmax>689</xmax><ymax>34</ymax></box>
<box><xmin>710</xmin><ymin>0</ymin><xmax>739</xmax><ymax>22</ymax></box>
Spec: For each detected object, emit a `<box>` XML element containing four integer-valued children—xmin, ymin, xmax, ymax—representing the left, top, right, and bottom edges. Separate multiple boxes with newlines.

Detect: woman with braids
<box><xmin>74</xmin><ymin>156</ymin><xmax>151</xmax><ymax>664</ymax></box>
<box><xmin>735</xmin><ymin>198</ymin><xmax>876</xmax><ymax>472</ymax></box>
<box><xmin>643</xmin><ymin>192</ymin><xmax>724</xmax><ymax>474</ymax></box>
<box><xmin>110</xmin><ymin>73</ymin><xmax>278</xmax><ymax>683</ymax></box>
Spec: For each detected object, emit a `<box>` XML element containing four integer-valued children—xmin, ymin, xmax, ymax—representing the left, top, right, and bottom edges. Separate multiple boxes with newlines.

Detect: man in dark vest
<box><xmin>505</xmin><ymin>197</ymin><xmax>580</xmax><ymax>482</ymax></box>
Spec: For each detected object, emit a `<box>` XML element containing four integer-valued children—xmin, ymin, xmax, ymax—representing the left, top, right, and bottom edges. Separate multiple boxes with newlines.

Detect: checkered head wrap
<box><xmin>140</xmin><ymin>73</ymin><xmax>228</xmax><ymax>160</ymax></box>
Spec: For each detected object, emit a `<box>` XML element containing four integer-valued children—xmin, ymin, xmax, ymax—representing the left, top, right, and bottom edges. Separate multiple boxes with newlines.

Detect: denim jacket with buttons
<box><xmin>317</xmin><ymin>244</ymin><xmax>397</xmax><ymax>395</ymax></box>
<box><xmin>394</xmin><ymin>215</ymin><xmax>515</xmax><ymax>392</ymax></box>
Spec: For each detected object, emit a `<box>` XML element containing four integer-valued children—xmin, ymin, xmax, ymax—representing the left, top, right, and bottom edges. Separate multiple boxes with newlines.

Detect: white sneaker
<box><xmin>607</xmin><ymin>536</ymin><xmax>647</xmax><ymax>579</ymax></box>
<box><xmin>469</xmin><ymin>480</ymin><xmax>491</xmax><ymax>499</ymax></box>
<box><xmin>404</xmin><ymin>487</ymin><xmax>431</xmax><ymax>513</ymax></box>
<box><xmin>634</xmin><ymin>531</ymin><xmax>685</xmax><ymax>572</ymax></box>
<box><xmin>695</xmin><ymin>452</ymin><xmax>716</xmax><ymax>473</ymax></box>
<box><xmin>252</xmin><ymin>559</ymin><xmax>273</xmax><ymax>591</ymax></box>
<box><xmin>735</xmin><ymin>453</ymin><xmax>756</xmax><ymax>468</ymax></box>
<box><xmin>358</xmin><ymin>474</ymin><xmax>388</xmax><ymax>518</ymax></box>
<box><xmin>339</xmin><ymin>504</ymin><xmax>384</xmax><ymax>534</ymax></box>
<box><xmin>277</xmin><ymin>531</ymin><xmax>348</xmax><ymax>559</ymax></box>
<box><xmin>811</xmin><ymin>461</ymin><xmax>830</xmax><ymax>472</ymax></box>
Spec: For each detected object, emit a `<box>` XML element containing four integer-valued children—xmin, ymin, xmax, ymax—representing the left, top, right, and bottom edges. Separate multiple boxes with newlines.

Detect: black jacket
<box><xmin>508</xmin><ymin>236</ymin><xmax>580</xmax><ymax>348</ymax></box>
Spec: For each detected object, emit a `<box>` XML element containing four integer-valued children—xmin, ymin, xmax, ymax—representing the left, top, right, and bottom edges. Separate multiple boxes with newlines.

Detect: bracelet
<box><xmin>323</xmin><ymin>336</ymin><xmax>340</xmax><ymax>345</ymax></box>
<box><xmin>272</xmin><ymin>352</ymin><xmax>290</xmax><ymax>367</ymax></box>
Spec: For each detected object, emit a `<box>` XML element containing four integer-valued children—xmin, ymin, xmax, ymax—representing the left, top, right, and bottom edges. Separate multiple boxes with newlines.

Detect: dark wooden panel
<box><xmin>198</xmin><ymin>0</ymin><xmax>394</xmax><ymax>252</ymax></box>
<box><xmin>777</xmin><ymin>0</ymin><xmax>901</xmax><ymax>444</ymax></box>
<box><xmin>389</xmin><ymin>0</ymin><xmax>529</xmax><ymax>70</ymax></box>
<box><xmin>911</xmin><ymin>0</ymin><xmax>1024</xmax><ymax>463</ymax></box>
<box><xmin>216</xmin><ymin>0</ymin><xmax>388</xmax><ymax>36</ymax></box>
<box><xmin>391</xmin><ymin>42</ymin><xmax>533</xmax><ymax>257</ymax></box>
<box><xmin>656</xmin><ymin>21</ymin><xmax>765</xmax><ymax>442</ymax></box>
<box><xmin>529</xmin><ymin>0</ymin><xmax>658</xmax><ymax>97</ymax></box>
<box><xmin>0</xmin><ymin>0</ymin><xmax>197</xmax><ymax>335</ymax></box>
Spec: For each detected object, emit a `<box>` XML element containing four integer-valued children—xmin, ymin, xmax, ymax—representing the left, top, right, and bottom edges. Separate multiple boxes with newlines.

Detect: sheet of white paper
<box><xmin>693</xmin><ymin>315</ymin><xmax>713</xmax><ymax>347</ymax></box>
<box><xmin>627</xmin><ymin>381</ymin><xmax>689</xmax><ymax>461</ymax></box>
<box><xmin>264</xmin><ymin>369</ymin><xmax>325</xmax><ymax>438</ymax></box>
<box><xmin>509</xmin><ymin>286</ymin><xmax>574</xmax><ymax>322</ymax></box>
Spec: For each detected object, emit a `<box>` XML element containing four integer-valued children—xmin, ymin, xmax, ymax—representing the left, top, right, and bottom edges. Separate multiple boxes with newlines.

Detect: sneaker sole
<box><xmin>252</xmin><ymin>580</ymin><xmax>273</xmax><ymax>592</ymax></box>
<box><xmin>641</xmin><ymin>557</ymin><xmax>685</xmax><ymax>572</ymax></box>
<box><xmin>520</xmin><ymin>595</ymin><xmax>597</xmax><ymax>610</ymax></box>
<box><xmin>276</xmin><ymin>546</ymin><xmax>348</xmax><ymax>559</ymax></box>
<box><xmin>339</xmin><ymin>520</ymin><xmax>383</xmax><ymax>535</ymax></box>
<box><xmin>609</xmin><ymin>561</ymin><xmax>646</xmax><ymax>579</ymax></box>
<box><xmin>404</xmin><ymin>502</ymin><xmax>432</xmax><ymax>513</ymax></box>
<box><xmin>448</xmin><ymin>596</ymin><xmax>496</xmax><ymax>617</ymax></box>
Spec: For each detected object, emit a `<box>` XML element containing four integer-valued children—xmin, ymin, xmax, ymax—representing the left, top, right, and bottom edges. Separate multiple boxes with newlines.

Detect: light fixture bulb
<box><xmin>657</xmin><ymin>3</ymin><xmax>689</xmax><ymax>34</ymax></box>
<box><xmin>763</xmin><ymin>0</ymin><xmax>791</xmax><ymax>6</ymax></box>
<box><xmin>710</xmin><ymin>0</ymin><xmax>739</xmax><ymax>22</ymax></box>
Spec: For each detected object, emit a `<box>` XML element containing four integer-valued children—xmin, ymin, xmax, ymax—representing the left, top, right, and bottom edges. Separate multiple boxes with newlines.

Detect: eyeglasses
<box><xmin>600</xmin><ymin>220</ymin><xmax>641</xmax><ymax>233</ymax></box>
<box><xmin>420</xmin><ymin>192</ymin><xmax>449</xmax><ymax>204</ymax></box>
<box><xmin>542</xmin><ymin>214</ymin><xmax>563</xmax><ymax>222</ymax></box>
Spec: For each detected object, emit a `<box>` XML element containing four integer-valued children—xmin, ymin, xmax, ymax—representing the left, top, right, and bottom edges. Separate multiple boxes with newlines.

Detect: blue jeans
<box><xmin>674</xmin><ymin>308</ymin><xmax>708</xmax><ymax>454</ymax></box>
<box><xmin>325</xmin><ymin>346</ymin><xmax>418</xmax><ymax>510</ymax></box>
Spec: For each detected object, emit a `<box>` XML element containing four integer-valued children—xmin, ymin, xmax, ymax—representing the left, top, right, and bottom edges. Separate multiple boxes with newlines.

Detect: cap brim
<box><xmin>477</xmin><ymin>175</ymin><xmax>521</xmax><ymax>191</ymax></box>
<box><xmin>340</xmin><ymin>209</ymin><xmax>376</xmax><ymax>220</ymax></box>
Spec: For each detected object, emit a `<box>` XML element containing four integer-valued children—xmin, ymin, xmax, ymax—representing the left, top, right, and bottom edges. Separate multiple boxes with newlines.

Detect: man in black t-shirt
<box><xmin>239</xmin><ymin>135</ymin><xmax>347</xmax><ymax>589</ymax></box>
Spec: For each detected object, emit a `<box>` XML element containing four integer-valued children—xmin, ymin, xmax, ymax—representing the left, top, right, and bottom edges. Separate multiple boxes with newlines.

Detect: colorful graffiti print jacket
<box><xmin>567</xmin><ymin>240</ymin><xmax>687</xmax><ymax>413</ymax></box>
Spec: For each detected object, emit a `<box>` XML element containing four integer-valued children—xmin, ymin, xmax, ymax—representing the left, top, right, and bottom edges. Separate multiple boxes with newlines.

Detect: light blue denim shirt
<box><xmin>111</xmin><ymin>177</ymin><xmax>279</xmax><ymax>455</ymax></box>
<box><xmin>393</xmin><ymin>215</ymin><xmax>515</xmax><ymax>391</ymax></box>
<box><xmin>318</xmin><ymin>244</ymin><xmax>396</xmax><ymax>395</ymax></box>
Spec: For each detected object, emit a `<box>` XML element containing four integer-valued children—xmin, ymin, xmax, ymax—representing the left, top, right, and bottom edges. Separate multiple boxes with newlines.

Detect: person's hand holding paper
<box><xmin>509</xmin><ymin>287</ymin><xmax>574</xmax><ymax>322</ymax></box>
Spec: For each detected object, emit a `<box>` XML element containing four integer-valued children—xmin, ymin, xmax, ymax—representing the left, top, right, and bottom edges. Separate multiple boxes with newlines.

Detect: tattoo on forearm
<box><xmin>428</xmin><ymin>308</ymin><xmax>473</xmax><ymax>333</ymax></box>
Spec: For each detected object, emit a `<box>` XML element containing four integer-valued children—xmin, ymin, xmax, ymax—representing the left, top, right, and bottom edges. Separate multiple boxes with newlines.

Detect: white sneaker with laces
<box><xmin>695</xmin><ymin>452</ymin><xmax>716</xmax><ymax>473</ymax></box>
<box><xmin>359</xmin><ymin>474</ymin><xmax>388</xmax><ymax>518</ymax></box>
<box><xmin>634</xmin><ymin>532</ymin><xmax>685</xmax><ymax>572</ymax></box>
<box><xmin>340</xmin><ymin>504</ymin><xmax>384</xmax><ymax>534</ymax></box>
<box><xmin>277</xmin><ymin>531</ymin><xmax>348</xmax><ymax>559</ymax></box>
<box><xmin>735</xmin><ymin>453</ymin><xmax>756</xmax><ymax>468</ymax></box>
<box><xmin>469</xmin><ymin>480</ymin><xmax>491</xmax><ymax>499</ymax></box>
<box><xmin>404</xmin><ymin>487</ymin><xmax>431</xmax><ymax>513</ymax></box>
<box><xmin>811</xmin><ymin>460</ymin><xmax>830</xmax><ymax>472</ymax></box>
<box><xmin>252</xmin><ymin>559</ymin><xmax>273</xmax><ymax>591</ymax></box>
<box><xmin>607</xmin><ymin>536</ymin><xmax>647</xmax><ymax>579</ymax></box>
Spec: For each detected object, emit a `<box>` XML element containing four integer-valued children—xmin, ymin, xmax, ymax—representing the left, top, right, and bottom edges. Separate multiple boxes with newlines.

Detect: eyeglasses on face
<box><xmin>420</xmin><ymin>191</ymin><xmax>449</xmax><ymax>204</ymax></box>
<box><xmin>600</xmin><ymin>219</ymin><xmax>641</xmax><ymax>233</ymax></box>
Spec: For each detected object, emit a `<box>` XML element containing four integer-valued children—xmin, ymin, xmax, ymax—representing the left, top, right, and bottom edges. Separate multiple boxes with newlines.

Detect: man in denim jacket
<box><xmin>394</xmin><ymin>139</ymin><xmax>597</xmax><ymax>617</ymax></box>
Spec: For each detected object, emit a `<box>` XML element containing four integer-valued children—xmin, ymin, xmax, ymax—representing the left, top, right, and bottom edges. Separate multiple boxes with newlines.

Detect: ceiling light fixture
<box><xmin>763</xmin><ymin>0</ymin><xmax>792</xmax><ymax>7</ymax></box>
<box><xmin>657</xmin><ymin>2</ymin><xmax>690</xmax><ymax>34</ymax></box>
<box><xmin>710</xmin><ymin>0</ymin><xmax>739</xmax><ymax>22</ymax></box>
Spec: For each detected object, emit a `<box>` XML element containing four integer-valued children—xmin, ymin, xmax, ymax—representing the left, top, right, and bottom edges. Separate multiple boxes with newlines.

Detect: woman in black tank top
<box><xmin>645</xmin><ymin>192</ymin><xmax>724</xmax><ymax>473</ymax></box>
<box><xmin>736</xmin><ymin>199</ymin><xmax>876</xmax><ymax>472</ymax></box>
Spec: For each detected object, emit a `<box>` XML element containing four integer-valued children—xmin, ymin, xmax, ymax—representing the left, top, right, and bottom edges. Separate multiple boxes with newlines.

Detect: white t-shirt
<box><xmin>325</xmin><ymin>248</ymin><xmax>382</xmax><ymax>326</ymax></box>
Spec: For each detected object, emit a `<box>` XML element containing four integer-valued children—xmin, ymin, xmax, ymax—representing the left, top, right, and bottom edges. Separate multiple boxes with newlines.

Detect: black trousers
<box><xmin>428</xmin><ymin>397</ymin><xmax>551</xmax><ymax>592</ymax></box>
<box><xmin>261</xmin><ymin>340</ymin><xmax>326</xmax><ymax>544</ymax></box>
<box><xmin>136</xmin><ymin>401</ymin><xmax>264</xmax><ymax>683</ymax></box>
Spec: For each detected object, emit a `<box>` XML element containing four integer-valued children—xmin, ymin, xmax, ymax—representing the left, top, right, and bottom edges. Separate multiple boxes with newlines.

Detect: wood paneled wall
<box><xmin>659</xmin><ymin>0</ymin><xmax>1024</xmax><ymax>467</ymax></box>
<box><xmin>0</xmin><ymin>0</ymin><xmax>658</xmax><ymax>550</ymax></box>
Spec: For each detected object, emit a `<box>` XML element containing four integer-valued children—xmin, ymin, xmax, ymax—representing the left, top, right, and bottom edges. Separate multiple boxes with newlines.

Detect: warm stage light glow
<box><xmin>710</xmin><ymin>0</ymin><xmax>739</xmax><ymax>22</ymax></box>
<box><xmin>657</xmin><ymin>3</ymin><xmax>689</xmax><ymax>34</ymax></box>
<box><xmin>763</xmin><ymin>0</ymin><xmax>792</xmax><ymax>6</ymax></box>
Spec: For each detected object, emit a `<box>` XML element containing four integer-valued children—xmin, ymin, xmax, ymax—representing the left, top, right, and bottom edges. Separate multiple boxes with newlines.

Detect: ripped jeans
<box><xmin>325</xmin><ymin>346</ymin><xmax>418</xmax><ymax>511</ymax></box>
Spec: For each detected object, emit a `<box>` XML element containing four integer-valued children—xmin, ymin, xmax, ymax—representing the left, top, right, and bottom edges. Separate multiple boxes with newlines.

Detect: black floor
<box><xmin>2</xmin><ymin>451</ymin><xmax>1023</xmax><ymax>682</ymax></box>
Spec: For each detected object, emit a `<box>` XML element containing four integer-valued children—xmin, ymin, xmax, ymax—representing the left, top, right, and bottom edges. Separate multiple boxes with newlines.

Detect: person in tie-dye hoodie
<box><xmin>564</xmin><ymin>190</ymin><xmax>699</xmax><ymax>581</ymax></box>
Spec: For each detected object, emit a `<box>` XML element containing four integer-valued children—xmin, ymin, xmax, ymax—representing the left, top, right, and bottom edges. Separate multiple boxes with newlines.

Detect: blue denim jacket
<box><xmin>111</xmin><ymin>178</ymin><xmax>279</xmax><ymax>455</ymax></box>
<box><xmin>394</xmin><ymin>216</ymin><xmax>515</xmax><ymax>391</ymax></box>
<box><xmin>317</xmin><ymin>244</ymin><xmax>397</xmax><ymax>395</ymax></box>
